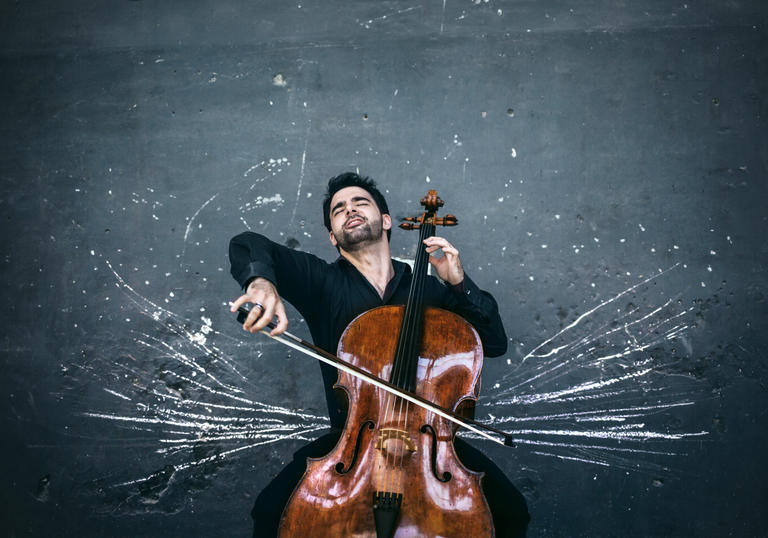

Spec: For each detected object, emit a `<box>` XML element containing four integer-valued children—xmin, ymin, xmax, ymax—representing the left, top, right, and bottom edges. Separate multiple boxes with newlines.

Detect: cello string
<box><xmin>394</xmin><ymin>213</ymin><xmax>433</xmax><ymax>494</ymax></box>
<box><xmin>384</xmin><ymin>212</ymin><xmax>426</xmax><ymax>495</ymax></box>
<box><xmin>383</xmin><ymin>396</ymin><xmax>397</xmax><ymax>496</ymax></box>
<box><xmin>393</xmin><ymin>400</ymin><xmax>411</xmax><ymax>497</ymax></box>
<box><xmin>378</xmin><ymin>211</ymin><xmax>423</xmax><ymax>496</ymax></box>
<box><xmin>384</xmin><ymin>212</ymin><xmax>425</xmax><ymax>495</ymax></box>
<box><xmin>380</xmin><ymin>366</ymin><xmax>397</xmax><ymax>496</ymax></box>
<box><xmin>377</xmin><ymin>324</ymin><xmax>394</xmax><ymax>496</ymax></box>
<box><xmin>385</xmin><ymin>213</ymin><xmax>426</xmax><ymax>494</ymax></box>
<box><xmin>384</xmin><ymin>211</ymin><xmax>427</xmax><ymax>496</ymax></box>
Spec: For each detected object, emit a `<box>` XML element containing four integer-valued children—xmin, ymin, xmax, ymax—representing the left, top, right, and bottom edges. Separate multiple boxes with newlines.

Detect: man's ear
<box><xmin>382</xmin><ymin>213</ymin><xmax>392</xmax><ymax>231</ymax></box>
<box><xmin>329</xmin><ymin>229</ymin><xmax>338</xmax><ymax>247</ymax></box>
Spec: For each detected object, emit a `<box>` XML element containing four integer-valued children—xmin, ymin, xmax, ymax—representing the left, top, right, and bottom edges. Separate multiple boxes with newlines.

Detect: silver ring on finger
<box><xmin>253</xmin><ymin>302</ymin><xmax>264</xmax><ymax>314</ymax></box>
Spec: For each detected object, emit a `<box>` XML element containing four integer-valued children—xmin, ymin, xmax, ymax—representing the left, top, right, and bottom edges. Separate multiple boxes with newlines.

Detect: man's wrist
<box><xmin>246</xmin><ymin>276</ymin><xmax>271</xmax><ymax>291</ymax></box>
<box><xmin>450</xmin><ymin>279</ymin><xmax>465</xmax><ymax>294</ymax></box>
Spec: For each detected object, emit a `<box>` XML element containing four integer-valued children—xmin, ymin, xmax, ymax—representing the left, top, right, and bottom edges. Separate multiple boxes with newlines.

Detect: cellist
<box><xmin>228</xmin><ymin>172</ymin><xmax>529</xmax><ymax>537</ymax></box>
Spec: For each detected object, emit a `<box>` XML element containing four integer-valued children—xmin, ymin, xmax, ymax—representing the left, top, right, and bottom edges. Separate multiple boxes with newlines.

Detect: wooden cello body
<box><xmin>278</xmin><ymin>191</ymin><xmax>494</xmax><ymax>538</ymax></box>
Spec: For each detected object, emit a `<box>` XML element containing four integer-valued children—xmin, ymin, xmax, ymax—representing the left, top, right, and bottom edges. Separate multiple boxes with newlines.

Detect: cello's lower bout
<box><xmin>278</xmin><ymin>306</ymin><xmax>494</xmax><ymax>538</ymax></box>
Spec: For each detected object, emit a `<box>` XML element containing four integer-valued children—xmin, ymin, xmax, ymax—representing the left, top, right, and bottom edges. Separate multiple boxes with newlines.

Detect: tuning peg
<box><xmin>436</xmin><ymin>214</ymin><xmax>458</xmax><ymax>226</ymax></box>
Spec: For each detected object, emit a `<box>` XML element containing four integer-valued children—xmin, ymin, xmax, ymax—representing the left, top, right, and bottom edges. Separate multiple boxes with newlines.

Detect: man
<box><xmin>229</xmin><ymin>172</ymin><xmax>529</xmax><ymax>537</ymax></box>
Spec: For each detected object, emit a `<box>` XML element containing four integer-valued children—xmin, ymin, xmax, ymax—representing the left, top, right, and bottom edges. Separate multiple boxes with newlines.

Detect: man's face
<box><xmin>328</xmin><ymin>186</ymin><xmax>391</xmax><ymax>251</ymax></box>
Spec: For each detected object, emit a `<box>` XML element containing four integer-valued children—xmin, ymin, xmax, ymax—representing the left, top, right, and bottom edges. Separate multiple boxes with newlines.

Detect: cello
<box><xmin>240</xmin><ymin>191</ymin><xmax>510</xmax><ymax>537</ymax></box>
<box><xmin>281</xmin><ymin>190</ymin><xmax>495</xmax><ymax>537</ymax></box>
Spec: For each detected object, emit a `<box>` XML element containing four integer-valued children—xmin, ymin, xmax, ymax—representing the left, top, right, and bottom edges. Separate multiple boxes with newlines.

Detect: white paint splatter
<box><xmin>359</xmin><ymin>6</ymin><xmax>420</xmax><ymax>29</ymax></box>
<box><xmin>182</xmin><ymin>193</ymin><xmax>218</xmax><ymax>258</ymax></box>
<box><xmin>240</xmin><ymin>194</ymin><xmax>285</xmax><ymax>212</ymax></box>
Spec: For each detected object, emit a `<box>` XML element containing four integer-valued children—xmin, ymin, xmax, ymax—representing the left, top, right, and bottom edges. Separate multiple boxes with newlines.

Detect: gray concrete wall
<box><xmin>1</xmin><ymin>1</ymin><xmax>766</xmax><ymax>536</ymax></box>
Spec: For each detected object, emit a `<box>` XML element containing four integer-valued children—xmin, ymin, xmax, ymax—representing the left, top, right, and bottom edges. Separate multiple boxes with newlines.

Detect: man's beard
<box><xmin>333</xmin><ymin>216</ymin><xmax>384</xmax><ymax>251</ymax></box>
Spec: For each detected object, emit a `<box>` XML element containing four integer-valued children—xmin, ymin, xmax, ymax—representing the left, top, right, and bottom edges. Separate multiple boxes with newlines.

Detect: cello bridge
<box><xmin>375</xmin><ymin>428</ymin><xmax>417</xmax><ymax>458</ymax></box>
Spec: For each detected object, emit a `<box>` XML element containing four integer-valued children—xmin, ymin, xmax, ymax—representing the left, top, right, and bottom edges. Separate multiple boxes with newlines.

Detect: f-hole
<box><xmin>420</xmin><ymin>424</ymin><xmax>452</xmax><ymax>482</ymax></box>
<box><xmin>336</xmin><ymin>420</ymin><xmax>375</xmax><ymax>474</ymax></box>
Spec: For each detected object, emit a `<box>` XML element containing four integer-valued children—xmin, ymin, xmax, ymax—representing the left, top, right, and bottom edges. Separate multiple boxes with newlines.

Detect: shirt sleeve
<box><xmin>443</xmin><ymin>274</ymin><xmax>508</xmax><ymax>358</ymax></box>
<box><xmin>229</xmin><ymin>231</ymin><xmax>328</xmax><ymax>321</ymax></box>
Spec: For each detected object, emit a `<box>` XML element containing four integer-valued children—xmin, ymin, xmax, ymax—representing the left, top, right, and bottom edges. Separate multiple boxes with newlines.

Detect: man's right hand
<box><xmin>229</xmin><ymin>277</ymin><xmax>289</xmax><ymax>336</ymax></box>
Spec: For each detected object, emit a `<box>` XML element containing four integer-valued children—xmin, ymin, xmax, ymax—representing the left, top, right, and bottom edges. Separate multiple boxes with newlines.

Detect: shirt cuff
<box><xmin>450</xmin><ymin>279</ymin><xmax>465</xmax><ymax>294</ymax></box>
<box><xmin>451</xmin><ymin>275</ymin><xmax>493</xmax><ymax>314</ymax></box>
<box><xmin>236</xmin><ymin>261</ymin><xmax>277</xmax><ymax>290</ymax></box>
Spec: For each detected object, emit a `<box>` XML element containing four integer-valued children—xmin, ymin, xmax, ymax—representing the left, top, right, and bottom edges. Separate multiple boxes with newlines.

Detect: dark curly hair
<box><xmin>322</xmin><ymin>172</ymin><xmax>391</xmax><ymax>241</ymax></box>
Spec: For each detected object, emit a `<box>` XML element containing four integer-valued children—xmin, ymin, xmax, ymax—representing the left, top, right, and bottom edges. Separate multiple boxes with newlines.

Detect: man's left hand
<box><xmin>423</xmin><ymin>236</ymin><xmax>464</xmax><ymax>286</ymax></box>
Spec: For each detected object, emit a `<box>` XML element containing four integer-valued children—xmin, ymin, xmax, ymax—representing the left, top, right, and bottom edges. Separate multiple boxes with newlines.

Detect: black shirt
<box><xmin>229</xmin><ymin>231</ymin><xmax>508</xmax><ymax>428</ymax></box>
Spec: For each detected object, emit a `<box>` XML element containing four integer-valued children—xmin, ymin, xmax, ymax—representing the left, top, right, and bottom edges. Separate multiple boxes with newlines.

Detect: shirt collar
<box><xmin>334</xmin><ymin>256</ymin><xmax>410</xmax><ymax>303</ymax></box>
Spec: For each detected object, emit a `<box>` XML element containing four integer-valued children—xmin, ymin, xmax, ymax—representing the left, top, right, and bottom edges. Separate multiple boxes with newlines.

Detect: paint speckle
<box><xmin>272</xmin><ymin>73</ymin><xmax>287</xmax><ymax>86</ymax></box>
<box><xmin>240</xmin><ymin>194</ymin><xmax>285</xmax><ymax>212</ymax></box>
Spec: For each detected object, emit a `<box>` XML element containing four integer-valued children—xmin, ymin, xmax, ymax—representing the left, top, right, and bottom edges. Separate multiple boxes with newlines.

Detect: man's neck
<box><xmin>340</xmin><ymin>241</ymin><xmax>394</xmax><ymax>299</ymax></box>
